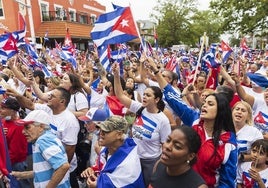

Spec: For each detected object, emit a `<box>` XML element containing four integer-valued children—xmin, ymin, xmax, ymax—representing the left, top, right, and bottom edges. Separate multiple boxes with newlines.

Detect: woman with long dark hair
<box><xmin>112</xmin><ymin>63</ymin><xmax>171</xmax><ymax>187</ymax></box>
<box><xmin>146</xmin><ymin>57</ymin><xmax>238</xmax><ymax>187</ymax></box>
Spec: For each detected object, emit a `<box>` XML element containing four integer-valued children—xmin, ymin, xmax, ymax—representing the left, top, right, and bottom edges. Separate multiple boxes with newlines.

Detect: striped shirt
<box><xmin>32</xmin><ymin>130</ymin><xmax>70</xmax><ymax>188</ymax></box>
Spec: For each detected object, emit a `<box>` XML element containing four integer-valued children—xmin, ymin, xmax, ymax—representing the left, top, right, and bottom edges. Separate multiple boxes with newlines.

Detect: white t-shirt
<box><xmin>34</xmin><ymin>104</ymin><xmax>80</xmax><ymax>172</ymax></box>
<box><xmin>68</xmin><ymin>91</ymin><xmax>89</xmax><ymax>112</ymax></box>
<box><xmin>243</xmin><ymin>86</ymin><xmax>264</xmax><ymax>100</ymax></box>
<box><xmin>89</xmin><ymin>88</ymin><xmax>108</xmax><ymax>108</ymax></box>
<box><xmin>236</xmin><ymin>125</ymin><xmax>263</xmax><ymax>155</ymax></box>
<box><xmin>129</xmin><ymin>100</ymin><xmax>171</xmax><ymax>159</ymax></box>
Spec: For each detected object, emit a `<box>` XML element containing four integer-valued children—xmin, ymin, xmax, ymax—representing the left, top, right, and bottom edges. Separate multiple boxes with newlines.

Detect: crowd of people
<box><xmin>0</xmin><ymin>45</ymin><xmax>267</xmax><ymax>188</ymax></box>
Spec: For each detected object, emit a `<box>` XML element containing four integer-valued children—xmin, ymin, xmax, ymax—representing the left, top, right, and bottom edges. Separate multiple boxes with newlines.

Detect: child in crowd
<box><xmin>237</xmin><ymin>139</ymin><xmax>268</xmax><ymax>188</ymax></box>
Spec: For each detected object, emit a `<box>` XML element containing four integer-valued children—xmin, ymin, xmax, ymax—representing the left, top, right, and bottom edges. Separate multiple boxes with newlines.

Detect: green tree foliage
<box><xmin>152</xmin><ymin>0</ymin><xmax>198</xmax><ymax>47</ymax></box>
<box><xmin>190</xmin><ymin>10</ymin><xmax>222</xmax><ymax>45</ymax></box>
<box><xmin>210</xmin><ymin>0</ymin><xmax>268</xmax><ymax>35</ymax></box>
<box><xmin>152</xmin><ymin>0</ymin><xmax>223</xmax><ymax>47</ymax></box>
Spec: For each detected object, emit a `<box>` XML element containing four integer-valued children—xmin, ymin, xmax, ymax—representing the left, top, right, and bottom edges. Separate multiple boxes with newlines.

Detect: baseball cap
<box><xmin>16</xmin><ymin>110</ymin><xmax>51</xmax><ymax>126</ymax></box>
<box><xmin>1</xmin><ymin>97</ymin><xmax>20</xmax><ymax>111</ymax></box>
<box><xmin>78</xmin><ymin>107</ymin><xmax>109</xmax><ymax>122</ymax></box>
<box><xmin>97</xmin><ymin>115</ymin><xmax>128</xmax><ymax>134</ymax></box>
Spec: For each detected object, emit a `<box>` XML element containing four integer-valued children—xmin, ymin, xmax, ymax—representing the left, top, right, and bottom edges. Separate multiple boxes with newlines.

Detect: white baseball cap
<box><xmin>16</xmin><ymin>110</ymin><xmax>51</xmax><ymax>126</ymax></box>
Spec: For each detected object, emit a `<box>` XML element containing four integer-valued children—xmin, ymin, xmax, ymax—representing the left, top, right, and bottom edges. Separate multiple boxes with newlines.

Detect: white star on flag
<box><xmin>120</xmin><ymin>19</ymin><xmax>129</xmax><ymax>28</ymax></box>
<box><xmin>65</xmin><ymin>38</ymin><xmax>71</xmax><ymax>46</ymax></box>
<box><xmin>9</xmin><ymin>40</ymin><xmax>15</xmax><ymax>47</ymax></box>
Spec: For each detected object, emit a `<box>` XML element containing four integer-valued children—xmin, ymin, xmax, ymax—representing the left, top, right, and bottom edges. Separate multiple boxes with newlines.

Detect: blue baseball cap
<box><xmin>78</xmin><ymin>108</ymin><xmax>109</xmax><ymax>122</ymax></box>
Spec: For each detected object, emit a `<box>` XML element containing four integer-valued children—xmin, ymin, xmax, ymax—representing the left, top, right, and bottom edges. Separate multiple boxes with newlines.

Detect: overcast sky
<box><xmin>96</xmin><ymin>0</ymin><xmax>210</xmax><ymax>20</ymax></box>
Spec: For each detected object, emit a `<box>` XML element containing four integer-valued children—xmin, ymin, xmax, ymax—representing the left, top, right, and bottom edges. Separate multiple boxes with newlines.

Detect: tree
<box><xmin>152</xmin><ymin>0</ymin><xmax>198</xmax><ymax>47</ymax></box>
<box><xmin>190</xmin><ymin>10</ymin><xmax>223</xmax><ymax>45</ymax></box>
<box><xmin>210</xmin><ymin>0</ymin><xmax>268</xmax><ymax>35</ymax></box>
<box><xmin>152</xmin><ymin>0</ymin><xmax>223</xmax><ymax>47</ymax></box>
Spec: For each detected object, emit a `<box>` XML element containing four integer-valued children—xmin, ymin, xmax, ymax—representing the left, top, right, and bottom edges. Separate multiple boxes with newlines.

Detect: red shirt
<box><xmin>2</xmin><ymin>119</ymin><xmax>28</xmax><ymax>164</ymax></box>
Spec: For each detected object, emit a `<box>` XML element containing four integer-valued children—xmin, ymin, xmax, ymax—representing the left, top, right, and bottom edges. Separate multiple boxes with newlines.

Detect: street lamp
<box><xmin>14</xmin><ymin>0</ymin><xmax>36</xmax><ymax>44</ymax></box>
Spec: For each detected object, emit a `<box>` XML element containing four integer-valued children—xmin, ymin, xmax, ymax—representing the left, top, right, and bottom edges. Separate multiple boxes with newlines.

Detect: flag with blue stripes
<box><xmin>91</xmin><ymin>6</ymin><xmax>139</xmax><ymax>47</ymax></box>
<box><xmin>96</xmin><ymin>138</ymin><xmax>145</xmax><ymax>188</ymax></box>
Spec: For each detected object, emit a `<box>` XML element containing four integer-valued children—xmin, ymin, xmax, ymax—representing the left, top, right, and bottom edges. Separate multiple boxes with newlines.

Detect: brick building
<box><xmin>0</xmin><ymin>0</ymin><xmax>106</xmax><ymax>50</ymax></box>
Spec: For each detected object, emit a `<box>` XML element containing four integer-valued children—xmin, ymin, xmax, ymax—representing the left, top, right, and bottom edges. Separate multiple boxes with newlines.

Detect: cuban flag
<box><xmin>94</xmin><ymin>138</ymin><xmax>145</xmax><ymax>188</ymax></box>
<box><xmin>240</xmin><ymin>37</ymin><xmax>249</xmax><ymax>57</ymax></box>
<box><xmin>104</xmin><ymin>95</ymin><xmax>125</xmax><ymax>117</ymax></box>
<box><xmin>254</xmin><ymin>111</ymin><xmax>268</xmax><ymax>132</ymax></box>
<box><xmin>220</xmin><ymin>40</ymin><xmax>233</xmax><ymax>63</ymax></box>
<box><xmin>13</xmin><ymin>13</ymin><xmax>26</xmax><ymax>46</ymax></box>
<box><xmin>0</xmin><ymin>122</ymin><xmax>20</xmax><ymax>187</ymax></box>
<box><xmin>140</xmin><ymin>37</ymin><xmax>153</xmax><ymax>57</ymax></box>
<box><xmin>91</xmin><ymin>6</ymin><xmax>139</xmax><ymax>47</ymax></box>
<box><xmin>247</xmin><ymin>72</ymin><xmax>268</xmax><ymax>88</ymax></box>
<box><xmin>57</xmin><ymin>46</ymin><xmax>77</xmax><ymax>68</ymax></box>
<box><xmin>97</xmin><ymin>45</ymin><xmax>111</xmax><ymax>71</ymax></box>
<box><xmin>0</xmin><ymin>33</ymin><xmax>18</xmax><ymax>64</ymax></box>
<box><xmin>44</xmin><ymin>31</ymin><xmax>49</xmax><ymax>43</ymax></box>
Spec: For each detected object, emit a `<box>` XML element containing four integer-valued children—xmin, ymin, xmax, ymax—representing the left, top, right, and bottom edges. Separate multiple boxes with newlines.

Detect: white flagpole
<box><xmin>193</xmin><ymin>32</ymin><xmax>207</xmax><ymax>83</ymax></box>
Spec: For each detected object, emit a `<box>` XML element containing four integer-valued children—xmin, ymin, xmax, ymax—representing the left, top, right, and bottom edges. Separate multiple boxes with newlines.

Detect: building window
<box><xmin>0</xmin><ymin>0</ymin><xmax>4</xmax><ymax>17</ymax></box>
<box><xmin>90</xmin><ymin>15</ymin><xmax>96</xmax><ymax>25</ymax></box>
<box><xmin>69</xmin><ymin>9</ymin><xmax>76</xmax><ymax>22</ymax></box>
<box><xmin>55</xmin><ymin>5</ymin><xmax>66</xmax><ymax>20</ymax></box>
<box><xmin>79</xmin><ymin>15</ymin><xmax>87</xmax><ymax>24</ymax></box>
<box><xmin>41</xmin><ymin>3</ymin><xmax>49</xmax><ymax>20</ymax></box>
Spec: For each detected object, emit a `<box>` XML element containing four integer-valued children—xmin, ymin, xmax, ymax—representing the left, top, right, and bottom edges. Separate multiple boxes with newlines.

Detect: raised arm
<box><xmin>7</xmin><ymin>56</ymin><xmax>32</xmax><ymax>87</ymax></box>
<box><xmin>231</xmin><ymin>72</ymin><xmax>255</xmax><ymax>106</ymax></box>
<box><xmin>147</xmin><ymin>57</ymin><xmax>199</xmax><ymax>126</ymax></box>
<box><xmin>31</xmin><ymin>80</ymin><xmax>50</xmax><ymax>102</ymax></box>
<box><xmin>112</xmin><ymin>63</ymin><xmax>132</xmax><ymax>109</ymax></box>
<box><xmin>6</xmin><ymin>87</ymin><xmax>35</xmax><ymax>110</ymax></box>
<box><xmin>219</xmin><ymin>65</ymin><xmax>236</xmax><ymax>90</ymax></box>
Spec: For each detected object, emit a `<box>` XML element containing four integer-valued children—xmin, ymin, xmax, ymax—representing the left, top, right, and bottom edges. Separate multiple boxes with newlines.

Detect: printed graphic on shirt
<box><xmin>132</xmin><ymin>114</ymin><xmax>157</xmax><ymax>140</ymax></box>
<box><xmin>242</xmin><ymin>171</ymin><xmax>267</xmax><ymax>188</ymax></box>
<box><xmin>254</xmin><ymin>111</ymin><xmax>268</xmax><ymax>133</ymax></box>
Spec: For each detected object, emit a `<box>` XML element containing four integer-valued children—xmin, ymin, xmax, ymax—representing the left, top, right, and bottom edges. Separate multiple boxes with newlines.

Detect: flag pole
<box><xmin>129</xmin><ymin>3</ymin><xmax>146</xmax><ymax>55</ymax></box>
<box><xmin>193</xmin><ymin>32</ymin><xmax>206</xmax><ymax>84</ymax></box>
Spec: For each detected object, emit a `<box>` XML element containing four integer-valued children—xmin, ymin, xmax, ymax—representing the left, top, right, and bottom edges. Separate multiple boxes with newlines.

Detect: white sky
<box><xmin>96</xmin><ymin>0</ymin><xmax>210</xmax><ymax>20</ymax></box>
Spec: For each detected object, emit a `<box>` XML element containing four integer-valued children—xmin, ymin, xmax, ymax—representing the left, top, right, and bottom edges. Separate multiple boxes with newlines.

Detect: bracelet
<box><xmin>154</xmin><ymin>70</ymin><xmax>160</xmax><ymax>75</ymax></box>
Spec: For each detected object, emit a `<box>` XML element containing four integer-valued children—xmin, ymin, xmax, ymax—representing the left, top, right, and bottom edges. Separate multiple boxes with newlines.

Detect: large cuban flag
<box><xmin>94</xmin><ymin>138</ymin><xmax>145</xmax><ymax>188</ymax></box>
<box><xmin>91</xmin><ymin>6</ymin><xmax>139</xmax><ymax>47</ymax></box>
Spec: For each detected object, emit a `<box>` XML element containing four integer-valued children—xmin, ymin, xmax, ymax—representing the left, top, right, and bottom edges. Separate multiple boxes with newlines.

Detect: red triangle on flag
<box><xmin>2</xmin><ymin>34</ymin><xmax>17</xmax><ymax>51</ymax></box>
<box><xmin>112</xmin><ymin>7</ymin><xmax>138</xmax><ymax>37</ymax></box>
<box><xmin>135</xmin><ymin>116</ymin><xmax>144</xmax><ymax>126</ymax></box>
<box><xmin>221</xmin><ymin>40</ymin><xmax>231</xmax><ymax>51</ymax></box>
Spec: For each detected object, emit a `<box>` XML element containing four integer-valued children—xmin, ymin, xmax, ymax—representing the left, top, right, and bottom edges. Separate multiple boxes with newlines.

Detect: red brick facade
<box><xmin>0</xmin><ymin>0</ymin><xmax>105</xmax><ymax>46</ymax></box>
